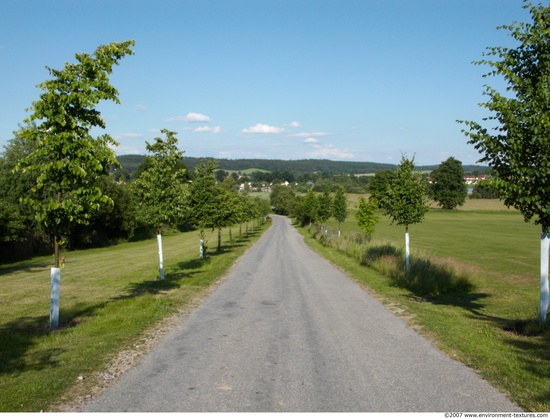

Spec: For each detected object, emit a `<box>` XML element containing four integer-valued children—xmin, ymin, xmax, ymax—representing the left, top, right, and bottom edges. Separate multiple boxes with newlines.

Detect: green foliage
<box><xmin>301</xmin><ymin>191</ymin><xmax>319</xmax><ymax>226</ymax></box>
<box><xmin>130</xmin><ymin>129</ymin><xmax>188</xmax><ymax>234</ymax></box>
<box><xmin>369</xmin><ymin>170</ymin><xmax>396</xmax><ymax>207</ymax></box>
<box><xmin>317</xmin><ymin>190</ymin><xmax>333</xmax><ymax>225</ymax></box>
<box><xmin>429</xmin><ymin>157</ymin><xmax>467</xmax><ymax>210</ymax></box>
<box><xmin>459</xmin><ymin>2</ymin><xmax>550</xmax><ymax>232</ymax></box>
<box><xmin>378</xmin><ymin>155</ymin><xmax>429</xmax><ymax>229</ymax></box>
<box><xmin>269</xmin><ymin>185</ymin><xmax>296</xmax><ymax>215</ymax></box>
<box><xmin>188</xmin><ymin>160</ymin><xmax>241</xmax><ymax>252</ymax></box>
<box><xmin>355</xmin><ymin>196</ymin><xmax>379</xmax><ymax>237</ymax></box>
<box><xmin>332</xmin><ymin>186</ymin><xmax>348</xmax><ymax>228</ymax></box>
<box><xmin>68</xmin><ymin>178</ymin><xmax>139</xmax><ymax>248</ymax></box>
<box><xmin>0</xmin><ymin>127</ymin><xmax>43</xmax><ymax>242</ymax></box>
<box><xmin>470</xmin><ymin>181</ymin><xmax>499</xmax><ymax>199</ymax></box>
<box><xmin>14</xmin><ymin>40</ymin><xmax>135</xmax><ymax>266</ymax></box>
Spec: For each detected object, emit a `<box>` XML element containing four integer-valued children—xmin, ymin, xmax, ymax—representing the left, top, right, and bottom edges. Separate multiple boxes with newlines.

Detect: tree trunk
<box><xmin>217</xmin><ymin>227</ymin><xmax>222</xmax><ymax>252</ymax></box>
<box><xmin>157</xmin><ymin>234</ymin><xmax>165</xmax><ymax>280</ymax></box>
<box><xmin>50</xmin><ymin>267</ymin><xmax>60</xmax><ymax>330</ymax></box>
<box><xmin>51</xmin><ymin>231</ymin><xmax>61</xmax><ymax>330</ymax></box>
<box><xmin>405</xmin><ymin>225</ymin><xmax>410</xmax><ymax>273</ymax></box>
<box><xmin>540</xmin><ymin>231</ymin><xmax>549</xmax><ymax>324</ymax></box>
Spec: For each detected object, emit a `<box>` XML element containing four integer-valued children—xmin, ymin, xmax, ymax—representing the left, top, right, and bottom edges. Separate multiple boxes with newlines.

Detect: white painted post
<box><xmin>50</xmin><ymin>267</ymin><xmax>61</xmax><ymax>330</ymax></box>
<box><xmin>405</xmin><ymin>231</ymin><xmax>410</xmax><ymax>272</ymax></box>
<box><xmin>157</xmin><ymin>234</ymin><xmax>165</xmax><ymax>280</ymax></box>
<box><xmin>199</xmin><ymin>239</ymin><xmax>204</xmax><ymax>260</ymax></box>
<box><xmin>540</xmin><ymin>232</ymin><xmax>550</xmax><ymax>324</ymax></box>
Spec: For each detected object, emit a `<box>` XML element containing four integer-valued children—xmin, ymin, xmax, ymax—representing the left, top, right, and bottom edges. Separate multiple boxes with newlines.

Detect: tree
<box><xmin>459</xmin><ymin>1</ymin><xmax>550</xmax><ymax>323</ymax></box>
<box><xmin>317</xmin><ymin>189</ymin><xmax>333</xmax><ymax>227</ymax></box>
<box><xmin>301</xmin><ymin>191</ymin><xmax>319</xmax><ymax>226</ymax></box>
<box><xmin>429</xmin><ymin>157</ymin><xmax>467</xmax><ymax>210</ymax></box>
<box><xmin>378</xmin><ymin>155</ymin><xmax>429</xmax><ymax>272</ymax></box>
<box><xmin>188</xmin><ymin>160</ymin><xmax>238</xmax><ymax>252</ymax></box>
<box><xmin>131</xmin><ymin>129</ymin><xmax>189</xmax><ymax>279</ymax></box>
<box><xmin>369</xmin><ymin>170</ymin><xmax>396</xmax><ymax>207</ymax></box>
<box><xmin>14</xmin><ymin>40</ymin><xmax>134</xmax><ymax>329</ymax></box>
<box><xmin>355</xmin><ymin>196</ymin><xmax>379</xmax><ymax>237</ymax></box>
<box><xmin>332</xmin><ymin>186</ymin><xmax>348</xmax><ymax>236</ymax></box>
<box><xmin>270</xmin><ymin>185</ymin><xmax>296</xmax><ymax>215</ymax></box>
<box><xmin>0</xmin><ymin>125</ymin><xmax>43</xmax><ymax>245</ymax></box>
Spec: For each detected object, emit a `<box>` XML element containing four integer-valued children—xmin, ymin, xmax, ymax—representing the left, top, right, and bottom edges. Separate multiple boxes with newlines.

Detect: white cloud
<box><xmin>290</xmin><ymin>131</ymin><xmax>329</xmax><ymax>138</ymax></box>
<box><xmin>114</xmin><ymin>144</ymin><xmax>145</xmax><ymax>155</ymax></box>
<box><xmin>194</xmin><ymin>126</ymin><xmax>221</xmax><ymax>133</ymax></box>
<box><xmin>290</xmin><ymin>121</ymin><xmax>302</xmax><ymax>128</ymax></box>
<box><xmin>242</xmin><ymin>123</ymin><xmax>285</xmax><ymax>134</ymax></box>
<box><xmin>304</xmin><ymin>137</ymin><xmax>318</xmax><ymax>143</ymax></box>
<box><xmin>165</xmin><ymin>112</ymin><xmax>212</xmax><ymax>123</ymax></box>
<box><xmin>306</xmin><ymin>144</ymin><xmax>354</xmax><ymax>159</ymax></box>
<box><xmin>134</xmin><ymin>104</ymin><xmax>148</xmax><ymax>111</ymax></box>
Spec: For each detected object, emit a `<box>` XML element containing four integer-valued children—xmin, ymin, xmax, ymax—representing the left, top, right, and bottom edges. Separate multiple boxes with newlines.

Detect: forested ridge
<box><xmin>116</xmin><ymin>154</ymin><xmax>488</xmax><ymax>176</ymax></box>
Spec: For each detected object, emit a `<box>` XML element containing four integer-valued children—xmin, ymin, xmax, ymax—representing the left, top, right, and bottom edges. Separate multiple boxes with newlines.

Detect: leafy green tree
<box><xmin>317</xmin><ymin>189</ymin><xmax>333</xmax><ymax>227</ymax></box>
<box><xmin>332</xmin><ymin>186</ymin><xmax>348</xmax><ymax>236</ymax></box>
<box><xmin>301</xmin><ymin>191</ymin><xmax>319</xmax><ymax>226</ymax></box>
<box><xmin>369</xmin><ymin>170</ymin><xmax>396</xmax><ymax>207</ymax></box>
<box><xmin>355</xmin><ymin>196</ymin><xmax>379</xmax><ymax>237</ymax></box>
<box><xmin>131</xmin><ymin>130</ymin><xmax>188</xmax><ymax>233</ymax></box>
<box><xmin>379</xmin><ymin>155</ymin><xmax>429</xmax><ymax>271</ymax></box>
<box><xmin>270</xmin><ymin>185</ymin><xmax>296</xmax><ymax>215</ymax></box>
<box><xmin>236</xmin><ymin>192</ymin><xmax>253</xmax><ymax>237</ymax></box>
<box><xmin>470</xmin><ymin>182</ymin><xmax>498</xmax><ymax>199</ymax></box>
<box><xmin>0</xmin><ymin>126</ymin><xmax>43</xmax><ymax>245</ymax></box>
<box><xmin>189</xmin><ymin>160</ymin><xmax>238</xmax><ymax>252</ymax></box>
<box><xmin>429</xmin><ymin>157</ymin><xmax>467</xmax><ymax>210</ymax></box>
<box><xmin>13</xmin><ymin>40</ymin><xmax>134</xmax><ymax>328</ymax></box>
<box><xmin>68</xmin><ymin>177</ymin><xmax>139</xmax><ymax>248</ymax></box>
<box><xmin>131</xmin><ymin>129</ymin><xmax>189</xmax><ymax>279</ymax></box>
<box><xmin>15</xmin><ymin>40</ymin><xmax>135</xmax><ymax>268</ymax></box>
<box><xmin>459</xmin><ymin>1</ymin><xmax>550</xmax><ymax>323</ymax></box>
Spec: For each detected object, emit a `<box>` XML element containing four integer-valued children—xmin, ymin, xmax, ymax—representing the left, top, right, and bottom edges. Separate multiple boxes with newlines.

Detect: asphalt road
<box><xmin>84</xmin><ymin>215</ymin><xmax>520</xmax><ymax>412</ymax></box>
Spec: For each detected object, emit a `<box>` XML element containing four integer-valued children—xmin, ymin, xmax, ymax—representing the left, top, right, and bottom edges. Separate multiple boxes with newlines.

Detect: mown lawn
<box><xmin>299</xmin><ymin>197</ymin><xmax>549</xmax><ymax>411</ymax></box>
<box><xmin>0</xmin><ymin>222</ymin><xmax>269</xmax><ymax>412</ymax></box>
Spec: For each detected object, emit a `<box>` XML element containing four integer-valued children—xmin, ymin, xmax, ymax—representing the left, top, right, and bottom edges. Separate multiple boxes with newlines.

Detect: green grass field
<box><xmin>0</xmin><ymin>223</ymin><xmax>269</xmax><ymax>412</ymax></box>
<box><xmin>299</xmin><ymin>197</ymin><xmax>549</xmax><ymax>411</ymax></box>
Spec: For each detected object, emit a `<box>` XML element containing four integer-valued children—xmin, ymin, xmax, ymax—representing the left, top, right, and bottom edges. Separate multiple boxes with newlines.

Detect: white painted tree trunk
<box><xmin>405</xmin><ymin>230</ymin><xmax>410</xmax><ymax>272</ymax></box>
<box><xmin>540</xmin><ymin>232</ymin><xmax>550</xmax><ymax>324</ymax></box>
<box><xmin>50</xmin><ymin>267</ymin><xmax>61</xmax><ymax>330</ymax></box>
<box><xmin>157</xmin><ymin>234</ymin><xmax>165</xmax><ymax>280</ymax></box>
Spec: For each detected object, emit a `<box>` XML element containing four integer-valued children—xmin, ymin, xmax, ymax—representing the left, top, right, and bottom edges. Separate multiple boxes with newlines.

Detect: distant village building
<box><xmin>428</xmin><ymin>175</ymin><xmax>486</xmax><ymax>185</ymax></box>
<box><xmin>463</xmin><ymin>175</ymin><xmax>486</xmax><ymax>185</ymax></box>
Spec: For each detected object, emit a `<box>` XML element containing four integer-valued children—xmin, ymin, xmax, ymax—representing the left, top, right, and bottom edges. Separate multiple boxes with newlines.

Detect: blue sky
<box><xmin>0</xmin><ymin>0</ymin><xmax>532</xmax><ymax>165</ymax></box>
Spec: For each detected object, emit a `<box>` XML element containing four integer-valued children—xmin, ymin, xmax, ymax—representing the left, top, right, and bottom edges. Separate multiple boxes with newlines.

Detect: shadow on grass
<box><xmin>0</xmin><ymin>302</ymin><xmax>108</xmax><ymax>376</ymax></box>
<box><xmin>361</xmin><ymin>244</ymin><xmax>476</xmax><ymax>297</ymax></box>
<box><xmin>0</xmin><ymin>261</ymin><xmax>53</xmax><ymax>276</ymax></box>
<box><xmin>500</xmin><ymin>323</ymin><xmax>550</xmax><ymax>409</ymax></box>
<box><xmin>0</xmin><ymin>254</ymin><xmax>208</xmax><ymax>378</ymax></box>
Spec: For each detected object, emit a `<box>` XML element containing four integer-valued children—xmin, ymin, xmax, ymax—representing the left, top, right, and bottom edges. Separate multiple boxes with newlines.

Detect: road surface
<box><xmin>84</xmin><ymin>215</ymin><xmax>520</xmax><ymax>412</ymax></box>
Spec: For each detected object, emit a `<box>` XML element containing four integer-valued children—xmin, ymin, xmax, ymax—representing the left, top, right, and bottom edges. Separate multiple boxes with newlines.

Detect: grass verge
<box><xmin>298</xmin><ymin>201</ymin><xmax>549</xmax><ymax>412</ymax></box>
<box><xmin>0</xmin><ymin>221</ymin><xmax>270</xmax><ymax>412</ymax></box>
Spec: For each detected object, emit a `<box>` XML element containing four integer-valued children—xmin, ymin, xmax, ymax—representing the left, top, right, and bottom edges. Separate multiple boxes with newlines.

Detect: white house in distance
<box><xmin>428</xmin><ymin>175</ymin><xmax>486</xmax><ymax>185</ymax></box>
<box><xmin>463</xmin><ymin>175</ymin><xmax>486</xmax><ymax>185</ymax></box>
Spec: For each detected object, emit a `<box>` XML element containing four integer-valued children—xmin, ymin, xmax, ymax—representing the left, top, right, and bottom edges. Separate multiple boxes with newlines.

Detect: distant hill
<box><xmin>115</xmin><ymin>155</ymin><xmax>489</xmax><ymax>177</ymax></box>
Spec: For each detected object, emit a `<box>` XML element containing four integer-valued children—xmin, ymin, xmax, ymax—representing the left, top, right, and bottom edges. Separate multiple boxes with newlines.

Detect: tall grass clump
<box><xmin>311</xmin><ymin>227</ymin><xmax>476</xmax><ymax>296</ymax></box>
